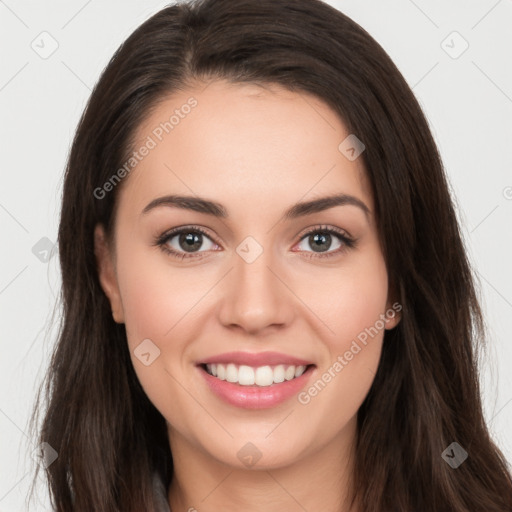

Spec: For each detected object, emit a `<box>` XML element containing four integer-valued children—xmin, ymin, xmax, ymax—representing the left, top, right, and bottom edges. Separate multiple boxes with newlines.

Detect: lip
<box><xmin>197</xmin><ymin>351</ymin><xmax>314</xmax><ymax>367</ymax></box>
<box><xmin>197</xmin><ymin>363</ymin><xmax>317</xmax><ymax>410</ymax></box>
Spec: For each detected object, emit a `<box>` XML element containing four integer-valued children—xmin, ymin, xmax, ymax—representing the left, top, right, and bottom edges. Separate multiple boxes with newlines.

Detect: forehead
<box><xmin>120</xmin><ymin>79</ymin><xmax>372</xmax><ymax>219</ymax></box>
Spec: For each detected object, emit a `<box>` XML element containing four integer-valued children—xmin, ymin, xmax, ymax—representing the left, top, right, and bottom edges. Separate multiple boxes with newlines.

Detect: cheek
<box><xmin>296</xmin><ymin>253</ymin><xmax>388</xmax><ymax>416</ymax></box>
<box><xmin>115</xmin><ymin>243</ymin><xmax>205</xmax><ymax>344</ymax></box>
<box><xmin>114</xmin><ymin>245</ymin><xmax>197</xmax><ymax>416</ymax></box>
<box><xmin>114</xmin><ymin>243</ymin><xmax>213</xmax><ymax>411</ymax></box>
<box><xmin>302</xmin><ymin>251</ymin><xmax>389</xmax><ymax>349</ymax></box>
<box><xmin>116</xmin><ymin>234</ymin><xmax>389</xmax><ymax>353</ymax></box>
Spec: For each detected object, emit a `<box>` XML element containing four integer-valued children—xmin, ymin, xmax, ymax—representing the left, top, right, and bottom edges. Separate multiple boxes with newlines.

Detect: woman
<box><xmin>28</xmin><ymin>0</ymin><xmax>512</xmax><ymax>510</ymax></box>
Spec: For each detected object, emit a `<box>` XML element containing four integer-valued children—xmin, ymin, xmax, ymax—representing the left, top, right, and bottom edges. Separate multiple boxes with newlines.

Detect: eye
<box><xmin>294</xmin><ymin>224</ymin><xmax>356</xmax><ymax>259</ymax></box>
<box><xmin>154</xmin><ymin>224</ymin><xmax>356</xmax><ymax>261</ymax></box>
<box><xmin>155</xmin><ymin>226</ymin><xmax>219</xmax><ymax>260</ymax></box>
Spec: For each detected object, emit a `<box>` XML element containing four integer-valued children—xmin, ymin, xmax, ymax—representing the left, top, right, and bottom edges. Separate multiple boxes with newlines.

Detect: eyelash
<box><xmin>154</xmin><ymin>224</ymin><xmax>357</xmax><ymax>261</ymax></box>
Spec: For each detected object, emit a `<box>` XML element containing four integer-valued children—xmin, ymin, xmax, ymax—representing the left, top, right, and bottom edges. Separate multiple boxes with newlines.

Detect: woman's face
<box><xmin>95</xmin><ymin>79</ymin><xmax>400</xmax><ymax>470</ymax></box>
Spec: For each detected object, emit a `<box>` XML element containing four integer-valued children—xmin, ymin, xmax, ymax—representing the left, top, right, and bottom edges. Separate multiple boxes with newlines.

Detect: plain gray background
<box><xmin>1</xmin><ymin>0</ymin><xmax>511</xmax><ymax>510</ymax></box>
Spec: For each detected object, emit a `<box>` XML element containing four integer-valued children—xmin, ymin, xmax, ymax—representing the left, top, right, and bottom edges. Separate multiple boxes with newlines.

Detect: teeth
<box><xmin>295</xmin><ymin>366</ymin><xmax>306</xmax><ymax>377</ymax></box>
<box><xmin>204</xmin><ymin>363</ymin><xmax>308</xmax><ymax>386</ymax></box>
<box><xmin>285</xmin><ymin>365</ymin><xmax>296</xmax><ymax>380</ymax></box>
<box><xmin>226</xmin><ymin>363</ymin><xmax>238</xmax><ymax>383</ymax></box>
<box><xmin>254</xmin><ymin>365</ymin><xmax>272</xmax><ymax>386</ymax></box>
<box><xmin>240</xmin><ymin>365</ymin><xmax>255</xmax><ymax>385</ymax></box>
<box><xmin>215</xmin><ymin>363</ymin><xmax>225</xmax><ymax>380</ymax></box>
<box><xmin>273</xmin><ymin>365</ymin><xmax>285</xmax><ymax>383</ymax></box>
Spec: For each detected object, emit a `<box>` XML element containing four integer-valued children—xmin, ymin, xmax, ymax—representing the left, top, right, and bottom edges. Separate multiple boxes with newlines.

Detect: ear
<box><xmin>384</xmin><ymin>284</ymin><xmax>402</xmax><ymax>330</ymax></box>
<box><xmin>94</xmin><ymin>224</ymin><xmax>125</xmax><ymax>323</ymax></box>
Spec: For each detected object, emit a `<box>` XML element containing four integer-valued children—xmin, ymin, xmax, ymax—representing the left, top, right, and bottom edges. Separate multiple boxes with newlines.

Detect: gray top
<box><xmin>152</xmin><ymin>472</ymin><xmax>171</xmax><ymax>512</ymax></box>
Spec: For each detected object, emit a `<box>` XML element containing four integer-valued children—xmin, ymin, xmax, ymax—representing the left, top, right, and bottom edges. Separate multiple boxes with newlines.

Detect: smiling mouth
<box><xmin>199</xmin><ymin>363</ymin><xmax>316</xmax><ymax>387</ymax></box>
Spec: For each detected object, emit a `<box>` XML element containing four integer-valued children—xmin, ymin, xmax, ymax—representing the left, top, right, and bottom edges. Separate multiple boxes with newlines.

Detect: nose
<box><xmin>217</xmin><ymin>240</ymin><xmax>294</xmax><ymax>336</ymax></box>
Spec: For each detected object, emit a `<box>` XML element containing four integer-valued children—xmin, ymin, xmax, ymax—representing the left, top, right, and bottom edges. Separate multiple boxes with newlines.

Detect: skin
<box><xmin>94</xmin><ymin>79</ymin><xmax>401</xmax><ymax>512</ymax></box>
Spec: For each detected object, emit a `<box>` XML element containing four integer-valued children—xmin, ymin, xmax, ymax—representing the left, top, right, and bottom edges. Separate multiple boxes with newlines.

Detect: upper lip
<box><xmin>198</xmin><ymin>351</ymin><xmax>315</xmax><ymax>367</ymax></box>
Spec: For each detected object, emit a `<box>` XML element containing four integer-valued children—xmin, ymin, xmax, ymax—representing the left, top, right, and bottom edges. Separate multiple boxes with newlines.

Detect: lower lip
<box><xmin>197</xmin><ymin>364</ymin><xmax>316</xmax><ymax>409</ymax></box>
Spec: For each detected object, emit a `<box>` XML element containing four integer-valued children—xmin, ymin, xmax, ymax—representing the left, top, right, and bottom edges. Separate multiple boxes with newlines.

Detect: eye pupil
<box><xmin>161</xmin><ymin>226</ymin><xmax>348</xmax><ymax>260</ymax></box>
<box><xmin>310</xmin><ymin>233</ymin><xmax>331</xmax><ymax>252</ymax></box>
<box><xmin>180</xmin><ymin>232</ymin><xmax>202</xmax><ymax>252</ymax></box>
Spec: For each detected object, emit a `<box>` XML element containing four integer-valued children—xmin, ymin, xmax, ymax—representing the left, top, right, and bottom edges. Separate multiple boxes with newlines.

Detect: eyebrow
<box><xmin>141</xmin><ymin>193</ymin><xmax>370</xmax><ymax>220</ymax></box>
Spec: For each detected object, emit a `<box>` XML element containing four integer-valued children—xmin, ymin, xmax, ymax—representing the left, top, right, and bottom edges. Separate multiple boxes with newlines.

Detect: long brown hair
<box><xmin>28</xmin><ymin>0</ymin><xmax>512</xmax><ymax>510</ymax></box>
